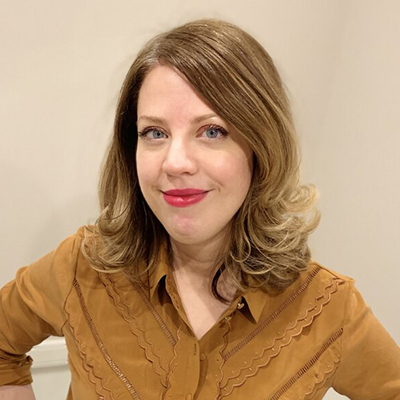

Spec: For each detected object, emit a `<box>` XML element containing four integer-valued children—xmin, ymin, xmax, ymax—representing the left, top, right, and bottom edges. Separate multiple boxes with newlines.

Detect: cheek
<box><xmin>136</xmin><ymin>147</ymin><xmax>162</xmax><ymax>188</ymax></box>
<box><xmin>213</xmin><ymin>153</ymin><xmax>252</xmax><ymax>192</ymax></box>
<box><xmin>136</xmin><ymin>151</ymin><xmax>154</xmax><ymax>193</ymax></box>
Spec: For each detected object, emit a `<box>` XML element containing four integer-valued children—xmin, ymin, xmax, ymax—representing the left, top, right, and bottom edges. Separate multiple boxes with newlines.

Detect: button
<box><xmin>186</xmin><ymin>395</ymin><xmax>192</xmax><ymax>400</ymax></box>
<box><xmin>224</xmin><ymin>314</ymin><xmax>233</xmax><ymax>322</ymax></box>
<box><xmin>200</xmin><ymin>353</ymin><xmax>206</xmax><ymax>361</ymax></box>
<box><xmin>237</xmin><ymin>301</ymin><xmax>244</xmax><ymax>310</ymax></box>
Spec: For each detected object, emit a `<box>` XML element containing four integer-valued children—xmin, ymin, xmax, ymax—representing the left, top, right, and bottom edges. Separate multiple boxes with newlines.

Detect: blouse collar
<box><xmin>149</xmin><ymin>255</ymin><xmax>269</xmax><ymax>324</ymax></box>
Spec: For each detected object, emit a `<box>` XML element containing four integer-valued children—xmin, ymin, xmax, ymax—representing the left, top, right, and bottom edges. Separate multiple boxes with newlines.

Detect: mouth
<box><xmin>162</xmin><ymin>188</ymin><xmax>209</xmax><ymax>207</ymax></box>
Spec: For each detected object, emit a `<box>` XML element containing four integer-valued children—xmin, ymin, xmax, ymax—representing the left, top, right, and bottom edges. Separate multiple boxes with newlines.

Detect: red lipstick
<box><xmin>162</xmin><ymin>188</ymin><xmax>208</xmax><ymax>207</ymax></box>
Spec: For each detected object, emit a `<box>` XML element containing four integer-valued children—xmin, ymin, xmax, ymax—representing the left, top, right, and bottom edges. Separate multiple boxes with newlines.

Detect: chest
<box><xmin>173</xmin><ymin>281</ymin><xmax>232</xmax><ymax>340</ymax></box>
<box><xmin>63</xmin><ymin>270</ymin><xmax>345</xmax><ymax>400</ymax></box>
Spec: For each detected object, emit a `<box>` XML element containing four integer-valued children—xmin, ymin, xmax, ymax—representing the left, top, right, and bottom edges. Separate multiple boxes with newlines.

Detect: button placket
<box><xmin>164</xmin><ymin>329</ymin><xmax>200</xmax><ymax>399</ymax></box>
<box><xmin>198</xmin><ymin>316</ymin><xmax>231</xmax><ymax>400</ymax></box>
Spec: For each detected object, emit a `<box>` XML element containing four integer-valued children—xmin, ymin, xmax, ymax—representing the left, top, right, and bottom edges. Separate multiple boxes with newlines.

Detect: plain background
<box><xmin>1</xmin><ymin>1</ymin><xmax>399</xmax><ymax>399</ymax></box>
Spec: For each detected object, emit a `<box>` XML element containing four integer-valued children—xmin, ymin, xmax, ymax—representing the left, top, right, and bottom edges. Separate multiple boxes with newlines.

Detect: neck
<box><xmin>169</xmin><ymin>228</ymin><xmax>238</xmax><ymax>301</ymax></box>
<box><xmin>170</xmin><ymin>230</ymin><xmax>229</xmax><ymax>280</ymax></box>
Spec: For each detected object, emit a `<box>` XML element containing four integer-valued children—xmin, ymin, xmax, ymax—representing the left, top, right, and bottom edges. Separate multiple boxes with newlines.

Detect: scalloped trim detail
<box><xmin>213</xmin><ymin>318</ymin><xmax>232</xmax><ymax>400</ymax></box>
<box><xmin>300</xmin><ymin>353</ymin><xmax>340</xmax><ymax>400</ymax></box>
<box><xmin>69</xmin><ymin>278</ymin><xmax>142</xmax><ymax>400</ymax></box>
<box><xmin>132</xmin><ymin>280</ymin><xmax>177</xmax><ymax>346</ymax></box>
<box><xmin>100</xmin><ymin>273</ymin><xmax>169</xmax><ymax>387</ymax></box>
<box><xmin>66</xmin><ymin>299</ymin><xmax>115</xmax><ymax>400</ymax></box>
<box><xmin>224</xmin><ymin>266</ymin><xmax>322</xmax><ymax>360</ymax></box>
<box><xmin>164</xmin><ymin>325</ymin><xmax>182</xmax><ymax>395</ymax></box>
<box><xmin>219</xmin><ymin>278</ymin><xmax>345</xmax><ymax>397</ymax></box>
<box><xmin>269</xmin><ymin>328</ymin><xmax>343</xmax><ymax>400</ymax></box>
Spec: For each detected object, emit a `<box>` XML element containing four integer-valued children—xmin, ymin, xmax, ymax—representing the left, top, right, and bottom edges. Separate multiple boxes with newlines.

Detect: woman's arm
<box><xmin>333</xmin><ymin>281</ymin><xmax>400</xmax><ymax>399</ymax></box>
<box><xmin>0</xmin><ymin>231</ymin><xmax>81</xmax><ymax>387</ymax></box>
<box><xmin>0</xmin><ymin>385</ymin><xmax>36</xmax><ymax>400</ymax></box>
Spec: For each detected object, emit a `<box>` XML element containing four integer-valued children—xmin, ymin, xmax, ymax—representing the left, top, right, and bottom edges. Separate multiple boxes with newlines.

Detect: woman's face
<box><xmin>136</xmin><ymin>65</ymin><xmax>253</xmax><ymax>247</ymax></box>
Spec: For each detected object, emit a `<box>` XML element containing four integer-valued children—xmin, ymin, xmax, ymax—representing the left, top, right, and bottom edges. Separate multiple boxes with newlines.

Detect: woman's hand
<box><xmin>0</xmin><ymin>385</ymin><xmax>36</xmax><ymax>400</ymax></box>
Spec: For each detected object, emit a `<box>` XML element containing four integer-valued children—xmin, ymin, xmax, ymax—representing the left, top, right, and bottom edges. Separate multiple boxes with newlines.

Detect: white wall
<box><xmin>1</xmin><ymin>1</ymin><xmax>399</xmax><ymax>399</ymax></box>
<box><xmin>302</xmin><ymin>0</ymin><xmax>400</xmax><ymax>341</ymax></box>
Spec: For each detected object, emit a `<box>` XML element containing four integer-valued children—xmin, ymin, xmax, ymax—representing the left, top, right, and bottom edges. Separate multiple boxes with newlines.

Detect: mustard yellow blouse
<box><xmin>0</xmin><ymin>228</ymin><xmax>399</xmax><ymax>400</ymax></box>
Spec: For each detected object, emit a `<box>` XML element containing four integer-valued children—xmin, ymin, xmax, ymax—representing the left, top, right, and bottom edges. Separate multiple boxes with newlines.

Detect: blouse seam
<box><xmin>214</xmin><ymin>319</ymin><xmax>231</xmax><ymax>400</ymax></box>
<box><xmin>100</xmin><ymin>273</ymin><xmax>169</xmax><ymax>386</ymax></box>
<box><xmin>72</xmin><ymin>278</ymin><xmax>142</xmax><ymax>400</ymax></box>
<box><xmin>66</xmin><ymin>300</ymin><xmax>115</xmax><ymax>399</ymax></box>
<box><xmin>130</xmin><ymin>279</ymin><xmax>177</xmax><ymax>347</ymax></box>
<box><xmin>223</xmin><ymin>266</ymin><xmax>321</xmax><ymax>360</ymax></box>
<box><xmin>331</xmin><ymin>279</ymin><xmax>354</xmax><ymax>388</ymax></box>
<box><xmin>301</xmin><ymin>357</ymin><xmax>340</xmax><ymax>400</ymax></box>
<box><xmin>218</xmin><ymin>277</ymin><xmax>344</xmax><ymax>396</ymax></box>
<box><xmin>267</xmin><ymin>327</ymin><xmax>343</xmax><ymax>400</ymax></box>
<box><xmin>164</xmin><ymin>325</ymin><xmax>182</xmax><ymax>398</ymax></box>
<box><xmin>61</xmin><ymin>246</ymin><xmax>80</xmax><ymax>335</ymax></box>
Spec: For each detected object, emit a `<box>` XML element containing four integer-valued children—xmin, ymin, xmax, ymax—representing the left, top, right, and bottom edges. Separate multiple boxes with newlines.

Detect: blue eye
<box><xmin>139</xmin><ymin>127</ymin><xmax>166</xmax><ymax>139</ymax></box>
<box><xmin>150</xmin><ymin>130</ymin><xmax>165</xmax><ymax>139</ymax></box>
<box><xmin>203</xmin><ymin>125</ymin><xmax>228</xmax><ymax>139</ymax></box>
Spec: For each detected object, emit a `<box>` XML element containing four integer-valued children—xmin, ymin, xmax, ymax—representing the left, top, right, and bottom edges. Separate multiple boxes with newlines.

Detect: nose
<box><xmin>162</xmin><ymin>137</ymin><xmax>197</xmax><ymax>176</ymax></box>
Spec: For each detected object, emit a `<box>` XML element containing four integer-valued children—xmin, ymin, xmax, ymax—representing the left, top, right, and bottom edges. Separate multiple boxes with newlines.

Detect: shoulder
<box><xmin>1</xmin><ymin>227</ymin><xmax>93</xmax><ymax>333</ymax></box>
<box><xmin>298</xmin><ymin>259</ymin><xmax>355</xmax><ymax>300</ymax></box>
<box><xmin>264</xmin><ymin>260</ymin><xmax>358</xmax><ymax>330</ymax></box>
<box><xmin>18</xmin><ymin>226</ymin><xmax>95</xmax><ymax>295</ymax></box>
<box><xmin>308</xmin><ymin>260</ymin><xmax>353</xmax><ymax>283</ymax></box>
<box><xmin>47</xmin><ymin>225</ymin><xmax>94</xmax><ymax>270</ymax></box>
<box><xmin>304</xmin><ymin>260</ymin><xmax>357</xmax><ymax>308</ymax></box>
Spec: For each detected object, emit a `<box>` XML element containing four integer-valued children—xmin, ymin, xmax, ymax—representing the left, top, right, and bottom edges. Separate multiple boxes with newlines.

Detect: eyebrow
<box><xmin>137</xmin><ymin>113</ymin><xmax>219</xmax><ymax>125</ymax></box>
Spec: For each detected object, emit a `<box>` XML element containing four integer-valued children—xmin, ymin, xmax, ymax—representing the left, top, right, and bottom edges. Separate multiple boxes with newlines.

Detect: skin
<box><xmin>0</xmin><ymin>384</ymin><xmax>36</xmax><ymax>399</ymax></box>
<box><xmin>136</xmin><ymin>64</ymin><xmax>253</xmax><ymax>338</ymax></box>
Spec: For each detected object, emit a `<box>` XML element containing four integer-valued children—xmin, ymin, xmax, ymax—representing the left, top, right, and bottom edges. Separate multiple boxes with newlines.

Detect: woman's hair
<box><xmin>83</xmin><ymin>19</ymin><xmax>320</xmax><ymax>298</ymax></box>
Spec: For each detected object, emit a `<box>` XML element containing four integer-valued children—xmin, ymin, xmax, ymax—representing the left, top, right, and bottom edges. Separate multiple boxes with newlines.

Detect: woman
<box><xmin>0</xmin><ymin>19</ymin><xmax>399</xmax><ymax>400</ymax></box>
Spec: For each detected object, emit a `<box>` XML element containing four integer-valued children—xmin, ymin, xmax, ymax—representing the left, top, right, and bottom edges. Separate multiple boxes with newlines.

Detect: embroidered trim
<box><xmin>219</xmin><ymin>277</ymin><xmax>344</xmax><ymax>396</ymax></box>
<box><xmin>213</xmin><ymin>318</ymin><xmax>232</xmax><ymax>400</ymax></box>
<box><xmin>301</xmin><ymin>352</ymin><xmax>340</xmax><ymax>400</ymax></box>
<box><xmin>267</xmin><ymin>327</ymin><xmax>343</xmax><ymax>400</ymax></box>
<box><xmin>73</xmin><ymin>278</ymin><xmax>142</xmax><ymax>400</ymax></box>
<box><xmin>132</xmin><ymin>281</ymin><xmax>177</xmax><ymax>347</ymax></box>
<box><xmin>66</xmin><ymin>309</ymin><xmax>115</xmax><ymax>400</ymax></box>
<box><xmin>224</xmin><ymin>266</ymin><xmax>321</xmax><ymax>360</ymax></box>
<box><xmin>164</xmin><ymin>325</ymin><xmax>182</xmax><ymax>399</ymax></box>
<box><xmin>100</xmin><ymin>273</ymin><xmax>169</xmax><ymax>386</ymax></box>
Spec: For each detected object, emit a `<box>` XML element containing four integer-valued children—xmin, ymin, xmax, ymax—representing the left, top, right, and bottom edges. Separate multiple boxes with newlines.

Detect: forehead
<box><xmin>137</xmin><ymin>64</ymin><xmax>214</xmax><ymax>118</ymax></box>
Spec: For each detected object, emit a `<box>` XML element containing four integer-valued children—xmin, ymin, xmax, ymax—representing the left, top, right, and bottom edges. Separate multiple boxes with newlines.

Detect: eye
<box><xmin>138</xmin><ymin>127</ymin><xmax>167</xmax><ymax>140</ymax></box>
<box><xmin>201</xmin><ymin>125</ymin><xmax>228</xmax><ymax>139</ymax></box>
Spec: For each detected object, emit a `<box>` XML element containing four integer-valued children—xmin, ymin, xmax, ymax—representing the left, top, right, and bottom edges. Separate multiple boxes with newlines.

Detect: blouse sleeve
<box><xmin>333</xmin><ymin>280</ymin><xmax>400</xmax><ymax>399</ymax></box>
<box><xmin>0</xmin><ymin>232</ymin><xmax>81</xmax><ymax>386</ymax></box>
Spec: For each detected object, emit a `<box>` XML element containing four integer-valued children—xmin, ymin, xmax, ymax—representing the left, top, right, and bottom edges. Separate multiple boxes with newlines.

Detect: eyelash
<box><xmin>137</xmin><ymin>124</ymin><xmax>229</xmax><ymax>140</ymax></box>
<box><xmin>204</xmin><ymin>124</ymin><xmax>229</xmax><ymax>139</ymax></box>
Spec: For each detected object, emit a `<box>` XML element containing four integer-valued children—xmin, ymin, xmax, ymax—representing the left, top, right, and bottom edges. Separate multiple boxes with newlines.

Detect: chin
<box><xmin>166</xmin><ymin>228</ymin><xmax>204</xmax><ymax>245</ymax></box>
<box><xmin>163</xmin><ymin>216</ymin><xmax>198</xmax><ymax>237</ymax></box>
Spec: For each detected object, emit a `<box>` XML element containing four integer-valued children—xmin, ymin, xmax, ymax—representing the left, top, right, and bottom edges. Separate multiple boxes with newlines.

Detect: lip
<box><xmin>164</xmin><ymin>188</ymin><xmax>207</xmax><ymax>196</ymax></box>
<box><xmin>162</xmin><ymin>188</ymin><xmax>209</xmax><ymax>207</ymax></box>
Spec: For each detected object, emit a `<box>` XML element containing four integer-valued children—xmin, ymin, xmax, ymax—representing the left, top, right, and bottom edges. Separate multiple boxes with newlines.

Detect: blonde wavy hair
<box><xmin>83</xmin><ymin>19</ymin><xmax>320</xmax><ymax>298</ymax></box>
